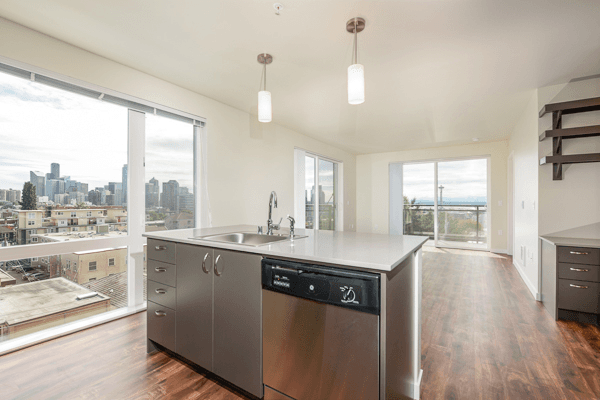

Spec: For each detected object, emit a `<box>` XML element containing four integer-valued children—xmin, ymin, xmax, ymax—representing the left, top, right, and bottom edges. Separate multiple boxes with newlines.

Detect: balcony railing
<box><xmin>305</xmin><ymin>204</ymin><xmax>335</xmax><ymax>230</ymax></box>
<box><xmin>403</xmin><ymin>204</ymin><xmax>487</xmax><ymax>244</ymax></box>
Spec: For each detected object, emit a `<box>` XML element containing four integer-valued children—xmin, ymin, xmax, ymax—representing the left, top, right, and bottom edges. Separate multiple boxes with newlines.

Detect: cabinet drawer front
<box><xmin>148</xmin><ymin>239</ymin><xmax>176</xmax><ymax>264</ymax></box>
<box><xmin>558</xmin><ymin>279</ymin><xmax>600</xmax><ymax>314</ymax></box>
<box><xmin>148</xmin><ymin>280</ymin><xmax>177</xmax><ymax>310</ymax></box>
<box><xmin>148</xmin><ymin>260</ymin><xmax>177</xmax><ymax>287</ymax></box>
<box><xmin>558</xmin><ymin>247</ymin><xmax>600</xmax><ymax>265</ymax></box>
<box><xmin>147</xmin><ymin>301</ymin><xmax>176</xmax><ymax>351</ymax></box>
<box><xmin>558</xmin><ymin>263</ymin><xmax>600</xmax><ymax>283</ymax></box>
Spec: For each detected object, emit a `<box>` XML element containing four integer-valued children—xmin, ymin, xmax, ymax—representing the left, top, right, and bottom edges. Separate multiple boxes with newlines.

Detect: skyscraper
<box><xmin>51</xmin><ymin>163</ymin><xmax>60</xmax><ymax>179</ymax></box>
<box><xmin>30</xmin><ymin>171</ymin><xmax>46</xmax><ymax>197</ymax></box>
<box><xmin>145</xmin><ymin>177</ymin><xmax>160</xmax><ymax>208</ymax></box>
<box><xmin>161</xmin><ymin>180</ymin><xmax>179</xmax><ymax>212</ymax></box>
<box><xmin>122</xmin><ymin>164</ymin><xmax>128</xmax><ymax>205</ymax></box>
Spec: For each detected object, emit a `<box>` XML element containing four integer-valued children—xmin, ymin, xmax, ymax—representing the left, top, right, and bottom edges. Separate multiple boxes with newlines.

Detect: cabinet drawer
<box><xmin>558</xmin><ymin>263</ymin><xmax>600</xmax><ymax>283</ymax></box>
<box><xmin>147</xmin><ymin>301</ymin><xmax>176</xmax><ymax>351</ymax></box>
<box><xmin>148</xmin><ymin>280</ymin><xmax>177</xmax><ymax>310</ymax></box>
<box><xmin>558</xmin><ymin>247</ymin><xmax>600</xmax><ymax>266</ymax></box>
<box><xmin>148</xmin><ymin>239</ymin><xmax>176</xmax><ymax>264</ymax></box>
<box><xmin>148</xmin><ymin>260</ymin><xmax>177</xmax><ymax>287</ymax></box>
<box><xmin>558</xmin><ymin>279</ymin><xmax>600</xmax><ymax>314</ymax></box>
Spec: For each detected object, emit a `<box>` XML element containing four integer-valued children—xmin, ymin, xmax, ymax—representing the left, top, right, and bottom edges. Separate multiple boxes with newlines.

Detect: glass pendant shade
<box><xmin>348</xmin><ymin>63</ymin><xmax>365</xmax><ymax>105</ymax></box>
<box><xmin>258</xmin><ymin>90</ymin><xmax>272</xmax><ymax>123</ymax></box>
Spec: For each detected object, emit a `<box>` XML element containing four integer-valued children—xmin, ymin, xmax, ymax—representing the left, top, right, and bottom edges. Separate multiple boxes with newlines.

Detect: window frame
<box><xmin>293</xmin><ymin>148</ymin><xmax>344</xmax><ymax>232</ymax></box>
<box><xmin>0</xmin><ymin>55</ymin><xmax>206</xmax><ymax>356</ymax></box>
<box><xmin>88</xmin><ymin>261</ymin><xmax>97</xmax><ymax>271</ymax></box>
<box><xmin>108</xmin><ymin>258</ymin><xmax>115</xmax><ymax>266</ymax></box>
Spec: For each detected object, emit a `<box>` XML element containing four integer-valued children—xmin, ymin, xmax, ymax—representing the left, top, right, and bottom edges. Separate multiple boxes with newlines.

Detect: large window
<box><xmin>0</xmin><ymin>59</ymin><xmax>205</xmax><ymax>353</ymax></box>
<box><xmin>295</xmin><ymin>149</ymin><xmax>342</xmax><ymax>231</ymax></box>
<box><xmin>145</xmin><ymin>114</ymin><xmax>195</xmax><ymax>232</ymax></box>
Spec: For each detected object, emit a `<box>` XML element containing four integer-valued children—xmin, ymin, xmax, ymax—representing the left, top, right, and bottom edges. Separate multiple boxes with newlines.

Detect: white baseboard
<box><xmin>512</xmin><ymin>260</ymin><xmax>540</xmax><ymax>301</ymax></box>
<box><xmin>491</xmin><ymin>248</ymin><xmax>508</xmax><ymax>254</ymax></box>
<box><xmin>413</xmin><ymin>368</ymin><xmax>423</xmax><ymax>400</ymax></box>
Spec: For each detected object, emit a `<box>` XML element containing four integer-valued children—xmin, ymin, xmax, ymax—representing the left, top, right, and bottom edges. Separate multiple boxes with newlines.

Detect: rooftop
<box><xmin>0</xmin><ymin>269</ymin><xmax>16</xmax><ymax>286</ymax></box>
<box><xmin>31</xmin><ymin>230</ymin><xmax>128</xmax><ymax>242</ymax></box>
<box><xmin>0</xmin><ymin>277</ymin><xmax>109</xmax><ymax>325</ymax></box>
<box><xmin>82</xmin><ymin>271</ymin><xmax>129</xmax><ymax>308</ymax></box>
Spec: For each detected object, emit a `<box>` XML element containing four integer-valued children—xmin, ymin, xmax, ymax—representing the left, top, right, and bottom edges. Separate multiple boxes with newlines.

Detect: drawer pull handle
<box><xmin>569</xmin><ymin>268</ymin><xmax>589</xmax><ymax>272</ymax></box>
<box><xmin>155</xmin><ymin>310</ymin><xmax>167</xmax><ymax>317</ymax></box>
<box><xmin>155</xmin><ymin>288</ymin><xmax>167</xmax><ymax>294</ymax></box>
<box><xmin>569</xmin><ymin>284</ymin><xmax>589</xmax><ymax>289</ymax></box>
<box><xmin>569</xmin><ymin>251</ymin><xmax>589</xmax><ymax>255</ymax></box>
<box><xmin>202</xmin><ymin>252</ymin><xmax>211</xmax><ymax>274</ymax></box>
<box><xmin>155</xmin><ymin>267</ymin><xmax>167</xmax><ymax>273</ymax></box>
<box><xmin>155</xmin><ymin>245</ymin><xmax>167</xmax><ymax>251</ymax></box>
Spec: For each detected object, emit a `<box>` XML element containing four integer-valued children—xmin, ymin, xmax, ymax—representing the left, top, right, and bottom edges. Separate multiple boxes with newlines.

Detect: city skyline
<box><xmin>0</xmin><ymin>70</ymin><xmax>194</xmax><ymax>192</ymax></box>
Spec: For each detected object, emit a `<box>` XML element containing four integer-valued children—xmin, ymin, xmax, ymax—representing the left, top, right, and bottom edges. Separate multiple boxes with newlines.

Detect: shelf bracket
<box><xmin>551</xmin><ymin>111</ymin><xmax>563</xmax><ymax>180</ymax></box>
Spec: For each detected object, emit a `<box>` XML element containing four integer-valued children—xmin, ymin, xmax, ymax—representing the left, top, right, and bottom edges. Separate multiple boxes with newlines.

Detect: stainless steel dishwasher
<box><xmin>262</xmin><ymin>258</ymin><xmax>380</xmax><ymax>400</ymax></box>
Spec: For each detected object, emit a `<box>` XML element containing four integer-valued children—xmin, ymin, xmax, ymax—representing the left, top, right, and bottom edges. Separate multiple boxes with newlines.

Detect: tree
<box><xmin>21</xmin><ymin>182</ymin><xmax>37</xmax><ymax>210</ymax></box>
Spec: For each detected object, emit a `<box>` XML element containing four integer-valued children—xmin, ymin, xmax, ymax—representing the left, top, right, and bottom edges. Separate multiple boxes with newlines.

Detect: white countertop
<box><xmin>143</xmin><ymin>225</ymin><xmax>428</xmax><ymax>272</ymax></box>
<box><xmin>540</xmin><ymin>222</ymin><xmax>600</xmax><ymax>249</ymax></box>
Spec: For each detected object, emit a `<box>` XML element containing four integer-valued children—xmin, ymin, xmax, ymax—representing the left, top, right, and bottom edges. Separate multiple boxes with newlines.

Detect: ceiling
<box><xmin>1</xmin><ymin>0</ymin><xmax>599</xmax><ymax>154</ymax></box>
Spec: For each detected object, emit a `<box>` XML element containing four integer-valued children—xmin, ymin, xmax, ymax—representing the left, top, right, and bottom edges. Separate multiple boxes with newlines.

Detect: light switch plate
<box><xmin>498</xmin><ymin>200</ymin><xmax>503</xmax><ymax>206</ymax></box>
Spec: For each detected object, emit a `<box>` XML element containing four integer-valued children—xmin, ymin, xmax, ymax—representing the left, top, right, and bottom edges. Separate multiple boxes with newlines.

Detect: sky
<box><xmin>403</xmin><ymin>159</ymin><xmax>487</xmax><ymax>203</ymax></box>
<box><xmin>0</xmin><ymin>72</ymin><xmax>193</xmax><ymax>193</ymax></box>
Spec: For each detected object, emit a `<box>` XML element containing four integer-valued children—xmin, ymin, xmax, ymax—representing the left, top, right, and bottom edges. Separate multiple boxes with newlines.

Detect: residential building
<box><xmin>165</xmin><ymin>212</ymin><xmax>193</xmax><ymax>230</ymax></box>
<box><xmin>16</xmin><ymin>210</ymin><xmax>44</xmax><ymax>245</ymax></box>
<box><xmin>59</xmin><ymin>246</ymin><xmax>127</xmax><ymax>284</ymax></box>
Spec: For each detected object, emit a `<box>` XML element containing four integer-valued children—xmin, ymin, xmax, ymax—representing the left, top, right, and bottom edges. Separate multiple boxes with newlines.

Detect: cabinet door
<box><xmin>176</xmin><ymin>244</ymin><xmax>213</xmax><ymax>370</ymax></box>
<box><xmin>213</xmin><ymin>249</ymin><xmax>263</xmax><ymax>398</ymax></box>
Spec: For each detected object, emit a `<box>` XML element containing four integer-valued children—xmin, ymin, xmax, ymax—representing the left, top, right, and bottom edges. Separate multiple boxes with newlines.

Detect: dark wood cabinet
<box><xmin>542</xmin><ymin>241</ymin><xmax>600</xmax><ymax>325</ymax></box>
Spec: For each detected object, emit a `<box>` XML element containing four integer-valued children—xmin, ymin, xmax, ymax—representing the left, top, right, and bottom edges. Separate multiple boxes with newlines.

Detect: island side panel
<box><xmin>381</xmin><ymin>249</ymin><xmax>422</xmax><ymax>400</ymax></box>
<box><xmin>540</xmin><ymin>240</ymin><xmax>558</xmax><ymax>320</ymax></box>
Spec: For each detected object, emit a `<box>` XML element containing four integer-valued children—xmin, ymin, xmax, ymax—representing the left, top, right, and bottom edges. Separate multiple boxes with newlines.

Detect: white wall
<box><xmin>0</xmin><ymin>18</ymin><xmax>356</xmax><ymax>230</ymax></box>
<box><xmin>356</xmin><ymin>141</ymin><xmax>509</xmax><ymax>252</ymax></box>
<box><xmin>538</xmin><ymin>77</ymin><xmax>600</xmax><ymax>235</ymax></box>
<box><xmin>508</xmin><ymin>90</ymin><xmax>539</xmax><ymax>298</ymax></box>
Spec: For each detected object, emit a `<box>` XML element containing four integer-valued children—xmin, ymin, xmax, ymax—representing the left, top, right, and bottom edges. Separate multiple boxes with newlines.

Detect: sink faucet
<box><xmin>267</xmin><ymin>191</ymin><xmax>281</xmax><ymax>235</ymax></box>
<box><xmin>287</xmin><ymin>215</ymin><xmax>295</xmax><ymax>238</ymax></box>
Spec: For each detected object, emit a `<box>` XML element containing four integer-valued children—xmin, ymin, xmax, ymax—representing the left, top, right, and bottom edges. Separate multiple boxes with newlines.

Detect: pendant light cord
<box><xmin>353</xmin><ymin>18</ymin><xmax>358</xmax><ymax>65</ymax></box>
<box><xmin>263</xmin><ymin>59</ymin><xmax>267</xmax><ymax>91</ymax></box>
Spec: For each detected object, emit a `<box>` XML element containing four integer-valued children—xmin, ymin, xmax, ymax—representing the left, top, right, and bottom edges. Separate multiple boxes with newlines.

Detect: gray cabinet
<box><xmin>176</xmin><ymin>244</ymin><xmax>213</xmax><ymax>370</ymax></box>
<box><xmin>213</xmin><ymin>249</ymin><xmax>263</xmax><ymax>398</ymax></box>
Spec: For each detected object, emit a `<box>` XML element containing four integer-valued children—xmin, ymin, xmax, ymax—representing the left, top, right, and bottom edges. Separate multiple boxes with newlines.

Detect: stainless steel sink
<box><xmin>190</xmin><ymin>232</ymin><xmax>305</xmax><ymax>247</ymax></box>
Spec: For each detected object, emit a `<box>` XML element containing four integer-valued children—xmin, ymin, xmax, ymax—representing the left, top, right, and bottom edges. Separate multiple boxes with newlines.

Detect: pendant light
<box><xmin>257</xmin><ymin>53</ymin><xmax>273</xmax><ymax>123</ymax></box>
<box><xmin>346</xmin><ymin>17</ymin><xmax>366</xmax><ymax>105</ymax></box>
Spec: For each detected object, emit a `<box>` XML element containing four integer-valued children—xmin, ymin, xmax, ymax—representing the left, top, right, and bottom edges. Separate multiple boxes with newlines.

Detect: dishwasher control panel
<box><xmin>262</xmin><ymin>258</ymin><xmax>380</xmax><ymax>315</ymax></box>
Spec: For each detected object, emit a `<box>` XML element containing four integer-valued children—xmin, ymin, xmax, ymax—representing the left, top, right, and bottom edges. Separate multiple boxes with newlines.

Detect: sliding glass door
<box><xmin>436</xmin><ymin>159</ymin><xmax>488</xmax><ymax>249</ymax></box>
<box><xmin>391</xmin><ymin>157</ymin><xmax>489</xmax><ymax>250</ymax></box>
<box><xmin>297</xmin><ymin>150</ymin><xmax>341</xmax><ymax>231</ymax></box>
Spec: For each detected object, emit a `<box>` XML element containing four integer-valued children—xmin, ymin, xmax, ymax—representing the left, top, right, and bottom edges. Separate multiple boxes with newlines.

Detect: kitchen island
<box><xmin>143</xmin><ymin>225</ymin><xmax>427</xmax><ymax>400</ymax></box>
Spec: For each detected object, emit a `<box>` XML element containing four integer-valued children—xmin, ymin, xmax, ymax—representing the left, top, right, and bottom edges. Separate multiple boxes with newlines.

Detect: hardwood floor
<box><xmin>1</xmin><ymin>247</ymin><xmax>599</xmax><ymax>400</ymax></box>
<box><xmin>420</xmin><ymin>247</ymin><xmax>600</xmax><ymax>400</ymax></box>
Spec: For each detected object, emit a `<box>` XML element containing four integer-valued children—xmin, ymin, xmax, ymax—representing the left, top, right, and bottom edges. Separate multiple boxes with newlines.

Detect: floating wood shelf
<box><xmin>540</xmin><ymin>153</ymin><xmax>600</xmax><ymax>165</ymax></box>
<box><xmin>539</xmin><ymin>96</ymin><xmax>600</xmax><ymax>180</ymax></box>
<box><xmin>539</xmin><ymin>96</ymin><xmax>600</xmax><ymax>118</ymax></box>
<box><xmin>539</xmin><ymin>125</ymin><xmax>600</xmax><ymax>142</ymax></box>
